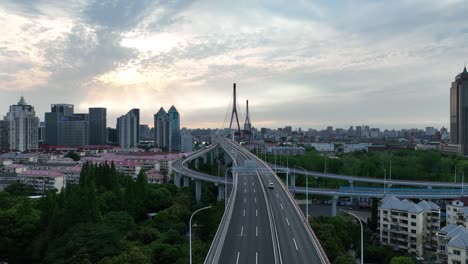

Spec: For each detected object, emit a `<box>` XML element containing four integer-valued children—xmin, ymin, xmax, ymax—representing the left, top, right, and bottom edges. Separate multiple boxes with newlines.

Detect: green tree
<box><xmin>390</xmin><ymin>256</ymin><xmax>415</xmax><ymax>264</ymax></box>
<box><xmin>65</xmin><ymin>151</ymin><xmax>81</xmax><ymax>161</ymax></box>
<box><xmin>4</xmin><ymin>182</ymin><xmax>34</xmax><ymax>196</ymax></box>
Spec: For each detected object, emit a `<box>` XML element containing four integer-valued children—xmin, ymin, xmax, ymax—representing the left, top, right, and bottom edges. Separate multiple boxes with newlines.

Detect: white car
<box><xmin>268</xmin><ymin>182</ymin><xmax>274</xmax><ymax>189</ymax></box>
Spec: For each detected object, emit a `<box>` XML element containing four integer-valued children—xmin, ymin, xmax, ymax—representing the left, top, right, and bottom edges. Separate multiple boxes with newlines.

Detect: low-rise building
<box><xmin>446</xmin><ymin>198</ymin><xmax>468</xmax><ymax>227</ymax></box>
<box><xmin>436</xmin><ymin>224</ymin><xmax>468</xmax><ymax>264</ymax></box>
<box><xmin>17</xmin><ymin>170</ymin><xmax>65</xmax><ymax>193</ymax></box>
<box><xmin>378</xmin><ymin>196</ymin><xmax>441</xmax><ymax>257</ymax></box>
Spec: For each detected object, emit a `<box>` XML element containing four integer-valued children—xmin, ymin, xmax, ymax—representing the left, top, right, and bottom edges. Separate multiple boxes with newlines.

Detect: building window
<box><xmin>411</xmin><ymin>222</ymin><xmax>416</xmax><ymax>226</ymax></box>
<box><xmin>453</xmin><ymin>249</ymin><xmax>461</xmax><ymax>255</ymax></box>
<box><xmin>411</xmin><ymin>215</ymin><xmax>416</xmax><ymax>219</ymax></box>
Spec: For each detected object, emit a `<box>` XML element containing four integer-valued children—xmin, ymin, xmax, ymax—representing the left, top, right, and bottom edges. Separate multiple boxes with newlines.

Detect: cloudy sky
<box><xmin>0</xmin><ymin>0</ymin><xmax>467</xmax><ymax>129</ymax></box>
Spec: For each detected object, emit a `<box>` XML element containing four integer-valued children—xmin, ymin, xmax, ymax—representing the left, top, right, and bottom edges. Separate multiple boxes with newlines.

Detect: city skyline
<box><xmin>1</xmin><ymin>1</ymin><xmax>467</xmax><ymax>129</ymax></box>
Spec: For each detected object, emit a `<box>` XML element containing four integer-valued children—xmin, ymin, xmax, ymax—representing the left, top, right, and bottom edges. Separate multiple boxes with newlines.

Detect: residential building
<box><xmin>446</xmin><ymin>198</ymin><xmax>468</xmax><ymax>227</ymax></box>
<box><xmin>450</xmin><ymin>66</ymin><xmax>468</xmax><ymax>155</ymax></box>
<box><xmin>436</xmin><ymin>224</ymin><xmax>468</xmax><ymax>264</ymax></box>
<box><xmin>129</xmin><ymin>108</ymin><xmax>140</xmax><ymax>143</ymax></box>
<box><xmin>17</xmin><ymin>170</ymin><xmax>65</xmax><ymax>193</ymax></box>
<box><xmin>0</xmin><ymin>120</ymin><xmax>10</xmax><ymax>150</ymax></box>
<box><xmin>89</xmin><ymin>107</ymin><xmax>107</xmax><ymax>145</ymax></box>
<box><xmin>378</xmin><ymin>196</ymin><xmax>441</xmax><ymax>257</ymax></box>
<box><xmin>117</xmin><ymin>110</ymin><xmax>138</xmax><ymax>149</ymax></box>
<box><xmin>168</xmin><ymin>106</ymin><xmax>181</xmax><ymax>152</ymax></box>
<box><xmin>267</xmin><ymin>146</ymin><xmax>305</xmax><ymax>156</ymax></box>
<box><xmin>154</xmin><ymin>107</ymin><xmax>169</xmax><ymax>150</ymax></box>
<box><xmin>4</xmin><ymin>97</ymin><xmax>39</xmax><ymax>151</ymax></box>
<box><xmin>181</xmin><ymin>134</ymin><xmax>193</xmax><ymax>153</ymax></box>
<box><xmin>38</xmin><ymin>121</ymin><xmax>45</xmax><ymax>143</ymax></box>
<box><xmin>139</xmin><ymin>124</ymin><xmax>151</xmax><ymax>141</ymax></box>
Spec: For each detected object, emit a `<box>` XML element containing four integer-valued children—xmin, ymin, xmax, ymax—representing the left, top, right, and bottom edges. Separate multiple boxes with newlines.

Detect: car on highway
<box><xmin>268</xmin><ymin>182</ymin><xmax>274</xmax><ymax>189</ymax></box>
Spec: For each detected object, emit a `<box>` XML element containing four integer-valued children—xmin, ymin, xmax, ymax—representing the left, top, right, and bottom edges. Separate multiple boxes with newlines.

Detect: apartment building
<box><xmin>378</xmin><ymin>196</ymin><xmax>441</xmax><ymax>257</ymax></box>
<box><xmin>446</xmin><ymin>198</ymin><xmax>468</xmax><ymax>227</ymax></box>
<box><xmin>17</xmin><ymin>170</ymin><xmax>65</xmax><ymax>193</ymax></box>
<box><xmin>436</xmin><ymin>224</ymin><xmax>468</xmax><ymax>264</ymax></box>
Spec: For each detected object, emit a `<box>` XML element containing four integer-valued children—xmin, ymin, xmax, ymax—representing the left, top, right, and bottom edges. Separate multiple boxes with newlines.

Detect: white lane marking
<box><xmin>286</xmin><ymin>217</ymin><xmax>290</xmax><ymax>226</ymax></box>
<box><xmin>244</xmin><ymin>197</ymin><xmax>246</xmax><ymax>203</ymax></box>
<box><xmin>255</xmin><ymin>197</ymin><xmax>257</xmax><ymax>204</ymax></box>
<box><xmin>241</xmin><ymin>226</ymin><xmax>244</xmax><ymax>236</ymax></box>
<box><xmin>256</xmin><ymin>252</ymin><xmax>258</xmax><ymax>264</ymax></box>
<box><xmin>243</xmin><ymin>209</ymin><xmax>246</xmax><ymax>216</ymax></box>
<box><xmin>256</xmin><ymin>226</ymin><xmax>258</xmax><ymax>237</ymax></box>
<box><xmin>236</xmin><ymin>252</ymin><xmax>240</xmax><ymax>264</ymax></box>
<box><xmin>244</xmin><ymin>189</ymin><xmax>246</xmax><ymax>194</ymax></box>
<box><xmin>276</xmin><ymin>192</ymin><xmax>279</xmax><ymax>198</ymax></box>
<box><xmin>256</xmin><ymin>209</ymin><xmax>258</xmax><ymax>216</ymax></box>
<box><xmin>280</xmin><ymin>204</ymin><xmax>284</xmax><ymax>210</ymax></box>
<box><xmin>293</xmin><ymin>238</ymin><xmax>299</xmax><ymax>251</ymax></box>
<box><xmin>254</xmin><ymin>189</ymin><xmax>256</xmax><ymax>193</ymax></box>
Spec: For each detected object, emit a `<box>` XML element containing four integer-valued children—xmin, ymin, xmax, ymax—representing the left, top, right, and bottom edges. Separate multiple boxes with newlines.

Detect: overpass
<box><xmin>171</xmin><ymin>136</ymin><xmax>330</xmax><ymax>264</ymax></box>
<box><xmin>272</xmin><ymin>164</ymin><xmax>462</xmax><ymax>188</ymax></box>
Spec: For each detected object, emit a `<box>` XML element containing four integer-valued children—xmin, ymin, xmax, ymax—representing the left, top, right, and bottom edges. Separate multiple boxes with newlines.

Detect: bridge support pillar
<box><xmin>331</xmin><ymin>196</ymin><xmax>339</xmax><ymax>217</ymax></box>
<box><xmin>203</xmin><ymin>154</ymin><xmax>208</xmax><ymax>164</ymax></box>
<box><xmin>290</xmin><ymin>174</ymin><xmax>296</xmax><ymax>196</ymax></box>
<box><xmin>195</xmin><ymin>180</ymin><xmax>202</xmax><ymax>203</ymax></box>
<box><xmin>183</xmin><ymin>175</ymin><xmax>190</xmax><ymax>187</ymax></box>
<box><xmin>174</xmin><ymin>173</ymin><xmax>181</xmax><ymax>188</ymax></box>
<box><xmin>195</xmin><ymin>158</ymin><xmax>199</xmax><ymax>169</ymax></box>
<box><xmin>218</xmin><ymin>185</ymin><xmax>225</xmax><ymax>201</ymax></box>
<box><xmin>349</xmin><ymin>181</ymin><xmax>354</xmax><ymax>204</ymax></box>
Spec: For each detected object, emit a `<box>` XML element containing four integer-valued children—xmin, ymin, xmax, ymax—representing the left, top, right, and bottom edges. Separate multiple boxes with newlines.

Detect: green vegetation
<box><xmin>311</xmin><ymin>215</ymin><xmax>414</xmax><ymax>264</ymax></box>
<box><xmin>0</xmin><ymin>162</ymin><xmax>223</xmax><ymax>264</ymax></box>
<box><xmin>261</xmin><ymin>149</ymin><xmax>467</xmax><ymax>188</ymax></box>
<box><xmin>65</xmin><ymin>151</ymin><xmax>81</xmax><ymax>161</ymax></box>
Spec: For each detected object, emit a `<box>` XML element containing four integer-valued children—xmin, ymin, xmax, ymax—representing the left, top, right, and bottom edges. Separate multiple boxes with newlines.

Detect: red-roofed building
<box><xmin>18</xmin><ymin>170</ymin><xmax>65</xmax><ymax>193</ymax></box>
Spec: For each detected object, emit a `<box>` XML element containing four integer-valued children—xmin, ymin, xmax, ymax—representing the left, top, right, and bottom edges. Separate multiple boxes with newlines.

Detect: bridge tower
<box><xmin>229</xmin><ymin>83</ymin><xmax>242</xmax><ymax>140</ymax></box>
<box><xmin>244</xmin><ymin>100</ymin><xmax>251</xmax><ymax>132</ymax></box>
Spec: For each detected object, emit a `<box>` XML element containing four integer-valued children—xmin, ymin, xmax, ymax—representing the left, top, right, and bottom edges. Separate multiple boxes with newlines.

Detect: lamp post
<box><xmin>462</xmin><ymin>171</ymin><xmax>465</xmax><ymax>197</ymax></box>
<box><xmin>279</xmin><ymin>154</ymin><xmax>290</xmax><ymax>188</ymax></box>
<box><xmin>190</xmin><ymin>206</ymin><xmax>212</xmax><ymax>264</ymax></box>
<box><xmin>340</xmin><ymin>209</ymin><xmax>364</xmax><ymax>264</ymax></box>
<box><xmin>296</xmin><ymin>166</ymin><xmax>309</xmax><ymax>218</ymax></box>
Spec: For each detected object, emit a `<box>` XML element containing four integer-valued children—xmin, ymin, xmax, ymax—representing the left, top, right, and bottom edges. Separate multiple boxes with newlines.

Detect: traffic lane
<box><xmin>260</xmin><ymin>169</ymin><xmax>324</xmax><ymax>264</ymax></box>
<box><xmin>218</xmin><ymin>173</ymin><xmax>274</xmax><ymax>264</ymax></box>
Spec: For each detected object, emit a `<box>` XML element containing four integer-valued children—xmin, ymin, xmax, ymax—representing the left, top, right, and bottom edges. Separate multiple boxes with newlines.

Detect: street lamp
<box><xmin>279</xmin><ymin>154</ymin><xmax>290</xmax><ymax>188</ymax></box>
<box><xmin>340</xmin><ymin>209</ymin><xmax>364</xmax><ymax>264</ymax></box>
<box><xmin>296</xmin><ymin>166</ymin><xmax>309</xmax><ymax>218</ymax></box>
<box><xmin>190</xmin><ymin>206</ymin><xmax>212</xmax><ymax>264</ymax></box>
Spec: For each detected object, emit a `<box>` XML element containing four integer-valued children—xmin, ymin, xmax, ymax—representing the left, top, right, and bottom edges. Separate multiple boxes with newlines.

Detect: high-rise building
<box><xmin>107</xmin><ymin>127</ymin><xmax>118</xmax><ymax>144</ymax></box>
<box><xmin>45</xmin><ymin>104</ymin><xmax>74</xmax><ymax>145</ymax></box>
<box><xmin>450</xmin><ymin>67</ymin><xmax>468</xmax><ymax>155</ymax></box>
<box><xmin>154</xmin><ymin>107</ymin><xmax>169</xmax><ymax>150</ymax></box>
<box><xmin>181</xmin><ymin>134</ymin><xmax>193</xmax><ymax>153</ymax></box>
<box><xmin>61</xmin><ymin>113</ymin><xmax>89</xmax><ymax>146</ymax></box>
<box><xmin>0</xmin><ymin>120</ymin><xmax>10</xmax><ymax>150</ymax></box>
<box><xmin>139</xmin><ymin>124</ymin><xmax>151</xmax><ymax>141</ymax></box>
<box><xmin>38</xmin><ymin>122</ymin><xmax>45</xmax><ymax>143</ymax></box>
<box><xmin>4</xmin><ymin>97</ymin><xmax>39</xmax><ymax>151</ymax></box>
<box><xmin>117</xmin><ymin>110</ymin><xmax>138</xmax><ymax>149</ymax></box>
<box><xmin>168</xmin><ymin>106</ymin><xmax>180</xmax><ymax>152</ymax></box>
<box><xmin>129</xmin><ymin>108</ymin><xmax>140</xmax><ymax>143</ymax></box>
<box><xmin>89</xmin><ymin>107</ymin><xmax>107</xmax><ymax>145</ymax></box>
<box><xmin>44</xmin><ymin>104</ymin><xmax>89</xmax><ymax>146</ymax></box>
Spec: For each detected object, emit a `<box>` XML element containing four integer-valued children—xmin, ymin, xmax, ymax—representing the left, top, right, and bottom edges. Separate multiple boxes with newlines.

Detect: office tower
<box><xmin>107</xmin><ymin>127</ymin><xmax>117</xmax><ymax>144</ymax></box>
<box><xmin>38</xmin><ymin>122</ymin><xmax>45</xmax><ymax>143</ymax></box>
<box><xmin>45</xmin><ymin>104</ymin><xmax>74</xmax><ymax>145</ymax></box>
<box><xmin>117</xmin><ymin>110</ymin><xmax>138</xmax><ymax>149</ymax></box>
<box><xmin>168</xmin><ymin>106</ymin><xmax>180</xmax><ymax>152</ymax></box>
<box><xmin>4</xmin><ymin>97</ymin><xmax>39</xmax><ymax>151</ymax></box>
<box><xmin>44</xmin><ymin>104</ymin><xmax>89</xmax><ymax>146</ymax></box>
<box><xmin>0</xmin><ymin>120</ymin><xmax>10</xmax><ymax>150</ymax></box>
<box><xmin>181</xmin><ymin>134</ymin><xmax>193</xmax><ymax>153</ymax></box>
<box><xmin>61</xmin><ymin>113</ymin><xmax>89</xmax><ymax>146</ymax></box>
<box><xmin>139</xmin><ymin>124</ymin><xmax>151</xmax><ymax>140</ymax></box>
<box><xmin>129</xmin><ymin>108</ymin><xmax>140</xmax><ymax>143</ymax></box>
<box><xmin>154</xmin><ymin>107</ymin><xmax>169</xmax><ymax>150</ymax></box>
<box><xmin>450</xmin><ymin>66</ymin><xmax>468</xmax><ymax>154</ymax></box>
<box><xmin>89</xmin><ymin>107</ymin><xmax>107</xmax><ymax>145</ymax></box>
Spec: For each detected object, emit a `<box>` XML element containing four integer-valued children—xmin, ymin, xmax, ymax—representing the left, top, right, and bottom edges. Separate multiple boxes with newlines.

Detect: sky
<box><xmin>0</xmin><ymin>0</ymin><xmax>467</xmax><ymax>130</ymax></box>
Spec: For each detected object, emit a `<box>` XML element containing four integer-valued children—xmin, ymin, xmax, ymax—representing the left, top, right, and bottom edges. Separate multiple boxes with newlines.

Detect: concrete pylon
<box><xmin>183</xmin><ymin>175</ymin><xmax>189</xmax><ymax>187</ymax></box>
<box><xmin>195</xmin><ymin>180</ymin><xmax>202</xmax><ymax>203</ymax></box>
<box><xmin>331</xmin><ymin>196</ymin><xmax>339</xmax><ymax>217</ymax></box>
<box><xmin>174</xmin><ymin>173</ymin><xmax>181</xmax><ymax>188</ymax></box>
<box><xmin>218</xmin><ymin>185</ymin><xmax>225</xmax><ymax>201</ymax></box>
<box><xmin>349</xmin><ymin>181</ymin><xmax>354</xmax><ymax>204</ymax></box>
<box><xmin>290</xmin><ymin>174</ymin><xmax>296</xmax><ymax>196</ymax></box>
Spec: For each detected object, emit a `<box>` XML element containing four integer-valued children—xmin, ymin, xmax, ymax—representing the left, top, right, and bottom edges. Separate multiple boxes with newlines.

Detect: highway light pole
<box><xmin>279</xmin><ymin>154</ymin><xmax>289</xmax><ymax>188</ymax></box>
<box><xmin>190</xmin><ymin>206</ymin><xmax>212</xmax><ymax>264</ymax></box>
<box><xmin>296</xmin><ymin>166</ymin><xmax>309</xmax><ymax>218</ymax></box>
<box><xmin>340</xmin><ymin>209</ymin><xmax>364</xmax><ymax>264</ymax></box>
